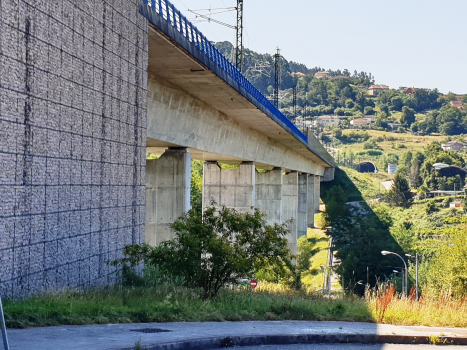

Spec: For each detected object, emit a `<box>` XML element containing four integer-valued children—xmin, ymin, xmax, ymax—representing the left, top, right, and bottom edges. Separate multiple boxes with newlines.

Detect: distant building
<box><xmin>387</xmin><ymin>122</ymin><xmax>402</xmax><ymax>131</ymax></box>
<box><xmin>450</xmin><ymin>101</ymin><xmax>464</xmax><ymax>109</ymax></box>
<box><xmin>405</xmin><ymin>87</ymin><xmax>415</xmax><ymax>96</ymax></box>
<box><xmin>363</xmin><ymin>115</ymin><xmax>375</xmax><ymax>123</ymax></box>
<box><xmin>450</xmin><ymin>201</ymin><xmax>462</xmax><ymax>208</ymax></box>
<box><xmin>387</xmin><ymin>163</ymin><xmax>397</xmax><ymax>174</ymax></box>
<box><xmin>314</xmin><ymin>71</ymin><xmax>330</xmax><ymax>79</ymax></box>
<box><xmin>350</xmin><ymin>118</ymin><xmax>370</xmax><ymax>128</ymax></box>
<box><xmin>314</xmin><ymin>115</ymin><xmax>341</xmax><ymax>127</ymax></box>
<box><xmin>291</xmin><ymin>72</ymin><xmax>306</xmax><ymax>78</ymax></box>
<box><xmin>368</xmin><ymin>84</ymin><xmax>389</xmax><ymax>97</ymax></box>
<box><xmin>441</xmin><ymin>141</ymin><xmax>465</xmax><ymax>151</ymax></box>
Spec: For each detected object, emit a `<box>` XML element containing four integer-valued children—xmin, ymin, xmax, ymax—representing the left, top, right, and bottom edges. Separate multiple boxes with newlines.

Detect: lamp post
<box><xmin>392</xmin><ymin>269</ymin><xmax>404</xmax><ymax>295</ymax></box>
<box><xmin>382</xmin><ymin>250</ymin><xmax>408</xmax><ymax>296</ymax></box>
<box><xmin>405</xmin><ymin>253</ymin><xmax>419</xmax><ymax>300</ymax></box>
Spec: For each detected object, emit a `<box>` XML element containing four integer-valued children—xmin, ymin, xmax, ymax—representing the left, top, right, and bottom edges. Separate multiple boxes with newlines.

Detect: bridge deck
<box><xmin>140</xmin><ymin>0</ymin><xmax>335</xmax><ymax>169</ymax></box>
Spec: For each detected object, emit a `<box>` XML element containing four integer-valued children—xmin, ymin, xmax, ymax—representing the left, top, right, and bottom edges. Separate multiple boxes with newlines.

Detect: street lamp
<box><xmin>406</xmin><ymin>253</ymin><xmax>419</xmax><ymax>300</ymax></box>
<box><xmin>392</xmin><ymin>269</ymin><xmax>404</xmax><ymax>294</ymax></box>
<box><xmin>382</xmin><ymin>250</ymin><xmax>408</xmax><ymax>296</ymax></box>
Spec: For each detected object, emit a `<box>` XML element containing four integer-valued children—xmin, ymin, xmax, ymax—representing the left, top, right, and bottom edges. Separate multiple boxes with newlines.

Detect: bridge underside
<box><xmin>144</xmin><ymin>15</ymin><xmax>336</xmax><ymax>253</ymax></box>
<box><xmin>145</xmin><ymin>23</ymin><xmax>332</xmax><ymax>175</ymax></box>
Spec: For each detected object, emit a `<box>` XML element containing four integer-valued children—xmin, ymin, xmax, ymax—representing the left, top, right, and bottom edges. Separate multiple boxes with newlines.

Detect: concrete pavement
<box><xmin>5</xmin><ymin>321</ymin><xmax>467</xmax><ymax>350</ymax></box>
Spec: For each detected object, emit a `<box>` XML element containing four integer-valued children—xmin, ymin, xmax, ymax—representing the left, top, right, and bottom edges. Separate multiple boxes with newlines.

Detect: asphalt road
<box><xmin>215</xmin><ymin>345</ymin><xmax>467</xmax><ymax>350</ymax></box>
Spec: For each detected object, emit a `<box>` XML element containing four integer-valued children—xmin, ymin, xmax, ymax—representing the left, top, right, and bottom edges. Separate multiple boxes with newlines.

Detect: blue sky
<box><xmin>167</xmin><ymin>0</ymin><xmax>467</xmax><ymax>94</ymax></box>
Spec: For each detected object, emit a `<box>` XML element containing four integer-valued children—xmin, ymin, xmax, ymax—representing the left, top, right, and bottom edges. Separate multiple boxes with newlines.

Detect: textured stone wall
<box><xmin>0</xmin><ymin>0</ymin><xmax>148</xmax><ymax>297</ymax></box>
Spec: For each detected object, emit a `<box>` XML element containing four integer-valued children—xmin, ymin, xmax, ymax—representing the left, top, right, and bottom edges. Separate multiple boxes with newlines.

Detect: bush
<box><xmin>363</xmin><ymin>139</ymin><xmax>381</xmax><ymax>150</ymax></box>
<box><xmin>112</xmin><ymin>205</ymin><xmax>293</xmax><ymax>299</ymax></box>
<box><xmin>356</xmin><ymin>149</ymin><xmax>383</xmax><ymax>157</ymax></box>
<box><xmin>314</xmin><ymin>212</ymin><xmax>327</xmax><ymax>229</ymax></box>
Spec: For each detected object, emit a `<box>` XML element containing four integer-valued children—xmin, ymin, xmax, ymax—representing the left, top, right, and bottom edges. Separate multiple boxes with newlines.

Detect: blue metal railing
<box><xmin>142</xmin><ymin>0</ymin><xmax>308</xmax><ymax>144</ymax></box>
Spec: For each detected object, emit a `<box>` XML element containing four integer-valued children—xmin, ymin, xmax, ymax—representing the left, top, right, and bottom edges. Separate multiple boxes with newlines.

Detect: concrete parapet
<box><xmin>282</xmin><ymin>172</ymin><xmax>299</xmax><ymax>254</ymax></box>
<box><xmin>297</xmin><ymin>173</ymin><xmax>308</xmax><ymax>239</ymax></box>
<box><xmin>146</xmin><ymin>148</ymin><xmax>191</xmax><ymax>246</ymax></box>
<box><xmin>203</xmin><ymin>162</ymin><xmax>255</xmax><ymax>213</ymax></box>
<box><xmin>255</xmin><ymin>168</ymin><xmax>283</xmax><ymax>226</ymax></box>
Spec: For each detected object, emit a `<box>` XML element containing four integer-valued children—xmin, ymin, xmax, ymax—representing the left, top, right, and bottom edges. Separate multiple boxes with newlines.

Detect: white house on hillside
<box><xmin>441</xmin><ymin>141</ymin><xmax>465</xmax><ymax>152</ymax></box>
<box><xmin>314</xmin><ymin>116</ymin><xmax>341</xmax><ymax>127</ymax></box>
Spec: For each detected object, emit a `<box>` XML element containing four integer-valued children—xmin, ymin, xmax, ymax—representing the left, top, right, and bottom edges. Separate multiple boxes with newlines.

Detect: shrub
<box><xmin>314</xmin><ymin>212</ymin><xmax>327</xmax><ymax>229</ymax></box>
<box><xmin>356</xmin><ymin>149</ymin><xmax>383</xmax><ymax>157</ymax></box>
<box><xmin>112</xmin><ymin>205</ymin><xmax>293</xmax><ymax>299</ymax></box>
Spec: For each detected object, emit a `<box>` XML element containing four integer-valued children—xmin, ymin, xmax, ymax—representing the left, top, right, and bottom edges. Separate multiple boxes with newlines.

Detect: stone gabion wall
<box><xmin>0</xmin><ymin>0</ymin><xmax>148</xmax><ymax>297</ymax></box>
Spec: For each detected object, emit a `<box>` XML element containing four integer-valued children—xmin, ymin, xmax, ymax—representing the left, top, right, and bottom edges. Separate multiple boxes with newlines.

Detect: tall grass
<box><xmin>3</xmin><ymin>283</ymin><xmax>372</xmax><ymax>328</ymax></box>
<box><xmin>366</xmin><ymin>284</ymin><xmax>467</xmax><ymax>328</ymax></box>
<box><xmin>5</xmin><ymin>282</ymin><xmax>467</xmax><ymax>328</ymax></box>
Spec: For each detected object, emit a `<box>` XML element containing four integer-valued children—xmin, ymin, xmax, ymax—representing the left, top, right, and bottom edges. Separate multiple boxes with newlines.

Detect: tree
<box><xmin>364</xmin><ymin>106</ymin><xmax>375</xmax><ymax>115</ymax></box>
<box><xmin>112</xmin><ymin>205</ymin><xmax>293</xmax><ymax>299</ymax></box>
<box><xmin>324</xmin><ymin>185</ymin><xmax>348</xmax><ymax>223</ymax></box>
<box><xmin>386</xmin><ymin>173</ymin><xmax>411</xmax><ymax>208</ymax></box>
<box><xmin>331</xmin><ymin>128</ymin><xmax>343</xmax><ymax>138</ymax></box>
<box><xmin>400</xmin><ymin>106</ymin><xmax>416</xmax><ymax>127</ymax></box>
<box><xmin>446</xmin><ymin>92</ymin><xmax>457</xmax><ymax>101</ymax></box>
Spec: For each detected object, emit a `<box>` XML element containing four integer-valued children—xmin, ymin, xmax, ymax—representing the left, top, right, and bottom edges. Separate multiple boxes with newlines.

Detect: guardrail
<box><xmin>142</xmin><ymin>0</ymin><xmax>308</xmax><ymax>144</ymax></box>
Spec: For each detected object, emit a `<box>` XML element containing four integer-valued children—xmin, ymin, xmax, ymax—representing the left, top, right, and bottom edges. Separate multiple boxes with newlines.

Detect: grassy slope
<box><xmin>321</xmin><ymin>166</ymin><xmax>382</xmax><ymax>202</ymax></box>
<box><xmin>301</xmin><ymin>228</ymin><xmax>329</xmax><ymax>292</ymax></box>
<box><xmin>339</xmin><ymin>129</ymin><xmax>446</xmax><ymax>158</ymax></box>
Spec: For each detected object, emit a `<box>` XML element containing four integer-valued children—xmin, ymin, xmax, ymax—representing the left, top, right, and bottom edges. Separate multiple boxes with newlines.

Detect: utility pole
<box><xmin>293</xmin><ymin>86</ymin><xmax>297</xmax><ymax>119</ymax></box>
<box><xmin>235</xmin><ymin>0</ymin><xmax>244</xmax><ymax>72</ymax></box>
<box><xmin>274</xmin><ymin>47</ymin><xmax>281</xmax><ymax>108</ymax></box>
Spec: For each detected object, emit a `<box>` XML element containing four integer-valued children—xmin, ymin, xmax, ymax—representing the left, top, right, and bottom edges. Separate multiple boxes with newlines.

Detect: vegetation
<box><xmin>112</xmin><ymin>204</ymin><xmax>293</xmax><ymax>299</ymax></box>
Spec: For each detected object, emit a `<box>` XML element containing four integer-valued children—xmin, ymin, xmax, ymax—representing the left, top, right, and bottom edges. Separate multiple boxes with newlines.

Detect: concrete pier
<box><xmin>145</xmin><ymin>148</ymin><xmax>191</xmax><ymax>246</ymax></box>
<box><xmin>297</xmin><ymin>173</ymin><xmax>308</xmax><ymax>239</ymax></box>
<box><xmin>255</xmin><ymin>168</ymin><xmax>283</xmax><ymax>226</ymax></box>
<box><xmin>282</xmin><ymin>172</ymin><xmax>299</xmax><ymax>254</ymax></box>
<box><xmin>307</xmin><ymin>174</ymin><xmax>316</xmax><ymax>227</ymax></box>
<box><xmin>203</xmin><ymin>162</ymin><xmax>255</xmax><ymax>213</ymax></box>
<box><xmin>314</xmin><ymin>175</ymin><xmax>321</xmax><ymax>213</ymax></box>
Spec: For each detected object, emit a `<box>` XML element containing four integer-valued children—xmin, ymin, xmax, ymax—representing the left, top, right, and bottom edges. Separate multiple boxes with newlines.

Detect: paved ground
<box><xmin>217</xmin><ymin>345</ymin><xmax>467</xmax><ymax>350</ymax></box>
<box><xmin>5</xmin><ymin>321</ymin><xmax>467</xmax><ymax>349</ymax></box>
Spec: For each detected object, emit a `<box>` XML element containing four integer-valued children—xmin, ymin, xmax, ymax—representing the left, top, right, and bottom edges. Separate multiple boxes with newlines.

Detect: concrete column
<box><xmin>307</xmin><ymin>174</ymin><xmax>315</xmax><ymax>227</ymax></box>
<box><xmin>145</xmin><ymin>148</ymin><xmax>191</xmax><ymax>246</ymax></box>
<box><xmin>297</xmin><ymin>173</ymin><xmax>308</xmax><ymax>239</ymax></box>
<box><xmin>203</xmin><ymin>161</ymin><xmax>255</xmax><ymax>213</ymax></box>
<box><xmin>283</xmin><ymin>172</ymin><xmax>298</xmax><ymax>254</ymax></box>
<box><xmin>256</xmin><ymin>168</ymin><xmax>283</xmax><ymax>225</ymax></box>
<box><xmin>314</xmin><ymin>175</ymin><xmax>321</xmax><ymax>213</ymax></box>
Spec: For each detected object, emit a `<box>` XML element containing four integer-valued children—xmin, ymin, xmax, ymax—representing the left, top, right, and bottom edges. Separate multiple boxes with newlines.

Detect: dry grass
<box><xmin>366</xmin><ymin>285</ymin><xmax>467</xmax><ymax>327</ymax></box>
<box><xmin>340</xmin><ymin>129</ymin><xmax>446</xmax><ymax>157</ymax></box>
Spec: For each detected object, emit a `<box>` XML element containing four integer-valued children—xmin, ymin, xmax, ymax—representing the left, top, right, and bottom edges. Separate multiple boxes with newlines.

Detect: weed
<box><xmin>134</xmin><ymin>338</ymin><xmax>147</xmax><ymax>350</ymax></box>
<box><xmin>374</xmin><ymin>284</ymin><xmax>395</xmax><ymax>323</ymax></box>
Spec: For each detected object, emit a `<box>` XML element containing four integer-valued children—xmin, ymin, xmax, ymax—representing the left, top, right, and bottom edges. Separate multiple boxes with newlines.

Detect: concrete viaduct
<box><xmin>0</xmin><ymin>0</ymin><xmax>334</xmax><ymax>297</ymax></box>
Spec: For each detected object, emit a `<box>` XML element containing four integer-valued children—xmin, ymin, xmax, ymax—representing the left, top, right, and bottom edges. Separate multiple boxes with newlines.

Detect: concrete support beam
<box><xmin>283</xmin><ymin>172</ymin><xmax>299</xmax><ymax>254</ymax></box>
<box><xmin>203</xmin><ymin>162</ymin><xmax>255</xmax><ymax>213</ymax></box>
<box><xmin>314</xmin><ymin>175</ymin><xmax>321</xmax><ymax>213</ymax></box>
<box><xmin>256</xmin><ymin>168</ymin><xmax>283</xmax><ymax>226</ymax></box>
<box><xmin>147</xmin><ymin>78</ymin><xmax>328</xmax><ymax>176</ymax></box>
<box><xmin>146</xmin><ymin>148</ymin><xmax>192</xmax><ymax>246</ymax></box>
<box><xmin>297</xmin><ymin>173</ymin><xmax>308</xmax><ymax>239</ymax></box>
<box><xmin>307</xmin><ymin>175</ymin><xmax>316</xmax><ymax>228</ymax></box>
